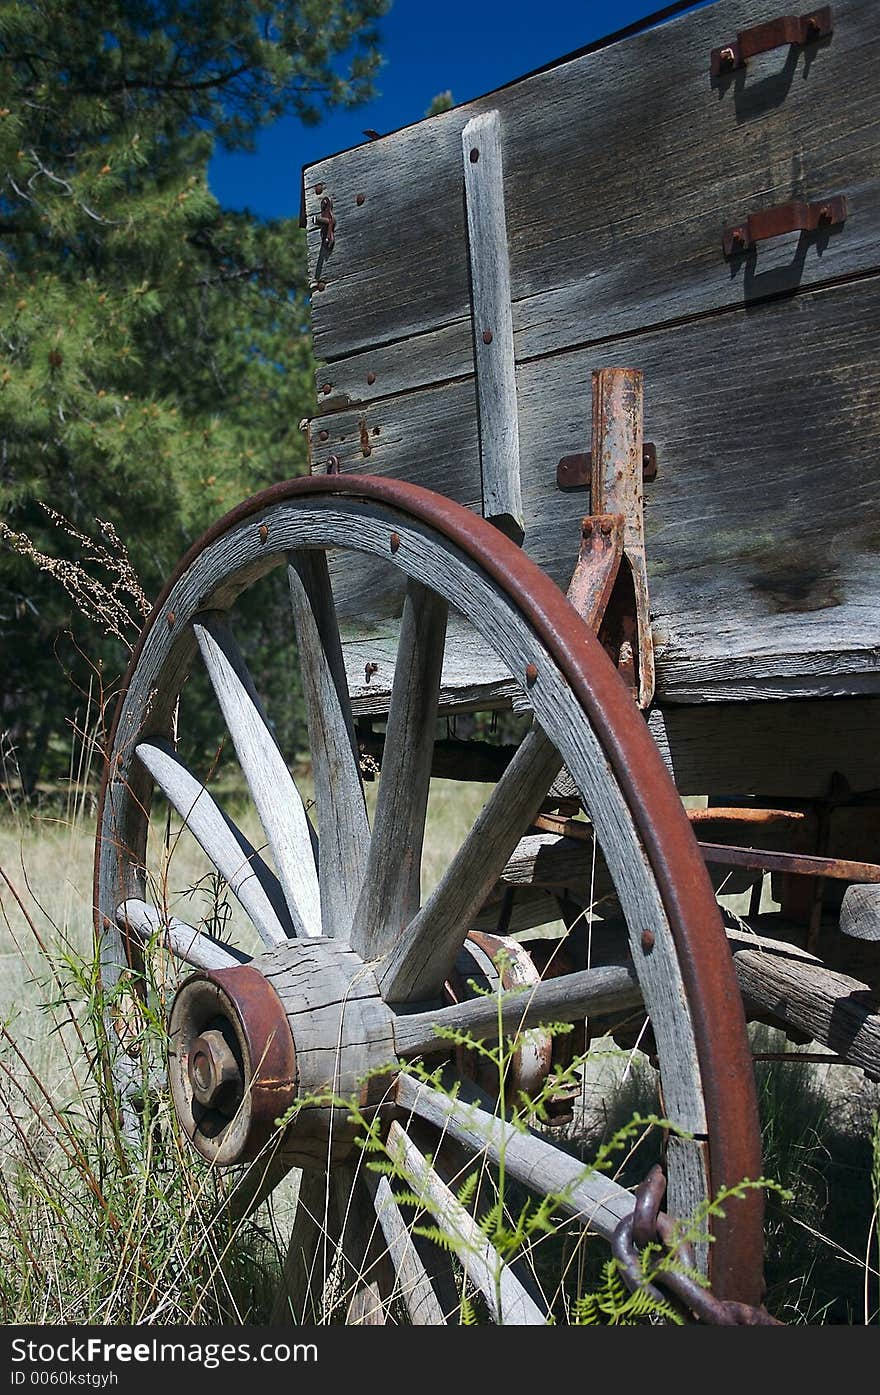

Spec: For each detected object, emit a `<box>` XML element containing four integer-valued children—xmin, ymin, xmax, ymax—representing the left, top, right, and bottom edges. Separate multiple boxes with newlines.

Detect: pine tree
<box><xmin>0</xmin><ymin>0</ymin><xmax>388</xmax><ymax>787</ymax></box>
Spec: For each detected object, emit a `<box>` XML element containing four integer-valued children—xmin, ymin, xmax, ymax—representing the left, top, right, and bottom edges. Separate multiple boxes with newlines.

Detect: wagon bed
<box><xmin>302</xmin><ymin>0</ymin><xmax>880</xmax><ymax>800</ymax></box>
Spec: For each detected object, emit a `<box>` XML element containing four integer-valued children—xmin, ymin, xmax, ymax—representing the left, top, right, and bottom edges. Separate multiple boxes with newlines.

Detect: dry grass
<box><xmin>0</xmin><ymin>771</ymin><xmax>877</xmax><ymax>1325</ymax></box>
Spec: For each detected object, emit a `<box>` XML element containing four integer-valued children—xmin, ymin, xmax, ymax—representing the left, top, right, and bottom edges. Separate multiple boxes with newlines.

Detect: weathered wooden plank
<box><xmin>193</xmin><ymin>613</ymin><xmax>322</xmax><ymax>938</ymax></box>
<box><xmin>117</xmin><ymin>899</ymin><xmax>249</xmax><ymax>970</ymax></box>
<box><xmin>135</xmin><ymin>737</ymin><xmax>293</xmax><ymax>947</ymax></box>
<box><xmin>647</xmin><ymin>697</ymin><xmax>880</xmax><ymax>799</ymax></box>
<box><xmin>315</xmin><ymin>276</ymin><xmax>880</xmax><ymax>707</ymax></box>
<box><xmin>305</xmin><ymin>0</ymin><xmax>879</xmax><ymax>381</ymax></box>
<box><xmin>288</xmin><ymin>551</ymin><xmax>369</xmax><ymax>941</ymax></box>
<box><xmin>350</xmin><ymin>581</ymin><xmax>448</xmax><ymax>961</ymax></box>
<box><xmin>385</xmin><ymin>1119</ymin><xmax>547</xmax><ymax>1324</ymax></box>
<box><xmin>461</xmin><ymin>111</ymin><xmax>524</xmax><ymax>542</ymax></box>
<box><xmin>368</xmin><ymin>1172</ymin><xmax>447</xmax><ymax>1325</ymax></box>
<box><xmin>378</xmin><ymin>724</ymin><xmax>562</xmax><ymax>1003</ymax></box>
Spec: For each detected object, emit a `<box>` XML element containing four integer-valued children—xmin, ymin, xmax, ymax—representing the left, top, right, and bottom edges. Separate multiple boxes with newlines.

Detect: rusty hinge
<box><xmin>313</xmin><ymin>195</ymin><xmax>336</xmax><ymax>250</ymax></box>
<box><xmin>723</xmin><ymin>194</ymin><xmax>846</xmax><ymax>256</ymax></box>
<box><xmin>557</xmin><ymin>443</ymin><xmax>657</xmax><ymax>492</ymax></box>
<box><xmin>710</xmin><ymin>7</ymin><xmax>832</xmax><ymax>76</ymax></box>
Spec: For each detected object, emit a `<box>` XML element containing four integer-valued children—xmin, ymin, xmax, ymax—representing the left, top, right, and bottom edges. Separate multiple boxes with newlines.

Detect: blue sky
<box><xmin>208</xmin><ymin>0</ymin><xmax>710</xmax><ymax>221</ymax></box>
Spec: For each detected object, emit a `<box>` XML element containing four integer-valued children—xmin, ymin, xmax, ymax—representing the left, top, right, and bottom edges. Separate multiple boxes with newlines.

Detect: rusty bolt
<box><xmin>327</xmin><ymin>455</ymin><xmax>340</xmax><ymax>473</ymax></box>
<box><xmin>390</xmin><ymin>532</ymin><xmax>401</xmax><ymax>553</ymax></box>
<box><xmin>641</xmin><ymin>929</ymin><xmax>656</xmax><ymax>954</ymax></box>
<box><xmin>258</xmin><ymin>523</ymin><xmax>269</xmax><ymax>545</ymax></box>
<box><xmin>167</xmin><ymin>611</ymin><xmax>176</xmax><ymax>629</ymax></box>
<box><xmin>600</xmin><ymin>519</ymin><xmax>613</xmax><ymax>536</ymax></box>
<box><xmin>362</xmin><ymin>444</ymin><xmax>372</xmax><ymax>457</ymax></box>
<box><xmin>366</xmin><ymin>371</ymin><xmax>376</xmax><ymax>385</ymax></box>
<box><xmin>482</xmin><ymin>329</ymin><xmax>493</xmax><ymax>344</ymax></box>
<box><xmin>356</xmin><ymin>193</ymin><xmax>366</xmax><ymax>206</ymax></box>
<box><xmin>319</xmin><ymin>429</ymin><xmax>329</xmax><ymax>442</ymax></box>
<box><xmin>188</xmin><ymin>1028</ymin><xmax>243</xmax><ymax>1115</ymax></box>
<box><xmin>817</xmin><ymin>204</ymin><xmax>833</xmax><ymax>224</ymax></box>
<box><xmin>525</xmin><ymin>662</ymin><xmax>538</xmax><ymax>686</ymax></box>
<box><xmin>582</xmin><ymin>519</ymin><xmax>593</xmax><ymax>538</ymax></box>
<box><xmin>719</xmin><ymin>46</ymin><xmax>736</xmax><ymax>70</ymax></box>
<box><xmin>314</xmin><ymin>183</ymin><xmax>324</xmax><ymax>194</ymax></box>
<box><xmin>364</xmin><ymin>662</ymin><xmax>379</xmax><ymax>681</ymax></box>
<box><xmin>805</xmin><ymin>14</ymin><xmax>821</xmax><ymax>38</ymax></box>
<box><xmin>730</xmin><ymin>228</ymin><xmax>746</xmax><ymax>249</ymax></box>
<box><xmin>316</xmin><ymin>280</ymin><xmax>326</xmax><ymax>292</ymax></box>
<box><xmin>469</xmin><ymin>147</ymin><xmax>480</xmax><ymax>163</ymax></box>
<box><xmin>322</xmin><ymin>382</ymin><xmax>332</xmax><ymax>395</ymax></box>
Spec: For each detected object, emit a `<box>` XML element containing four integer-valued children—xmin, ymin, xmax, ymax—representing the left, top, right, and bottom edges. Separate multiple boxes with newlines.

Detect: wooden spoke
<box><xmin>350</xmin><ymin>580</ymin><xmax>448</xmax><ymax>962</ymax></box>
<box><xmin>272</xmin><ymin>1168</ymin><xmax>341</xmax><ymax>1325</ymax></box>
<box><xmin>392</xmin><ymin>962</ymin><xmax>641</xmax><ymax>1059</ymax></box>
<box><xmin>333</xmin><ymin>1165</ymin><xmax>393</xmax><ymax>1325</ymax></box>
<box><xmin>224</xmin><ymin>1151</ymin><xmax>294</xmax><ymax>1225</ymax></box>
<box><xmin>192</xmin><ymin>612</ymin><xmax>321</xmax><ymax>938</ymax></box>
<box><xmin>367</xmin><ymin>1172</ymin><xmax>448</xmax><ymax>1325</ymax></box>
<box><xmin>288</xmin><ymin>551</ymin><xmax>369</xmax><ymax>941</ymax></box>
<box><xmin>379</xmin><ymin>723</ymin><xmax>562</xmax><ymax>1003</ymax></box>
<box><xmin>396</xmin><ymin>1074</ymin><xmax>635</xmax><ymax>1244</ymax></box>
<box><xmin>117</xmin><ymin>899</ymin><xmax>249</xmax><ymax>970</ymax></box>
<box><xmin>135</xmin><ymin>738</ymin><xmax>293</xmax><ymax>947</ymax></box>
<box><xmin>386</xmin><ymin>1119</ymin><xmax>547</xmax><ymax>1324</ymax></box>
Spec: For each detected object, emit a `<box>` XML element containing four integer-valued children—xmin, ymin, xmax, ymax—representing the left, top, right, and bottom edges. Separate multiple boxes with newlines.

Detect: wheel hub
<box><xmin>168</xmin><ymin>938</ymin><xmax>397</xmax><ymax>1169</ymax></box>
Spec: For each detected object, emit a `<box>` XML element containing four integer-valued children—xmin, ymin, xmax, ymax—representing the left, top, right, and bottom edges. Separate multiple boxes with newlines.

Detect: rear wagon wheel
<box><xmin>94</xmin><ymin>475</ymin><xmax>764</xmax><ymax>1323</ymax></box>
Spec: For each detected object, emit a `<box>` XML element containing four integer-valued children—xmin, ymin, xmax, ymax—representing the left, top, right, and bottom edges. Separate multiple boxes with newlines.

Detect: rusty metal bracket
<box><xmin>585</xmin><ymin>368</ymin><xmax>655</xmax><ymax>710</ymax></box>
<box><xmin>566</xmin><ymin>514</ymin><xmax>624</xmax><ymax>632</ymax></box>
<box><xmin>723</xmin><ymin>194</ymin><xmax>846</xmax><ymax>256</ymax></box>
<box><xmin>557</xmin><ymin>443</ymin><xmax>657</xmax><ymax>491</ymax></box>
<box><xmin>710</xmin><ymin>7</ymin><xmax>832</xmax><ymax>76</ymax></box>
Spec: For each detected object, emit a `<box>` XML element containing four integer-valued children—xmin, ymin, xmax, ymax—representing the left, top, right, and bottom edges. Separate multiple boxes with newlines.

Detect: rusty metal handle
<box><xmin>711</xmin><ymin>6</ymin><xmax>833</xmax><ymax>76</ymax></box>
<box><xmin>723</xmin><ymin>194</ymin><xmax>846</xmax><ymax>256</ymax></box>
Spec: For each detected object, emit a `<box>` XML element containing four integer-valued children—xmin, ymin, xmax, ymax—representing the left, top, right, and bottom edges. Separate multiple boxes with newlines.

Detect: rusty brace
<box><xmin>612</xmin><ymin>1165</ymin><xmax>783</xmax><ymax>1326</ymax></box>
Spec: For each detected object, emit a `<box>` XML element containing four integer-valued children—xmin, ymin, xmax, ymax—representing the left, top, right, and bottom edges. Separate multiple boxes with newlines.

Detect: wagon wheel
<box><xmin>94</xmin><ymin>474</ymin><xmax>765</xmax><ymax>1323</ymax></box>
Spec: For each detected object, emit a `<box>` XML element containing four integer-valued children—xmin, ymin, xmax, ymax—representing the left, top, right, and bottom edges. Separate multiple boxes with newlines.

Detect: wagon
<box><xmin>94</xmin><ymin>0</ymin><xmax>880</xmax><ymax>1324</ymax></box>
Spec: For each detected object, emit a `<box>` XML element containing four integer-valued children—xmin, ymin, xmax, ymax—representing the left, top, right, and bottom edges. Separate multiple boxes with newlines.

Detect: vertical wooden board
<box><xmin>461</xmin><ymin>111</ymin><xmax>524</xmax><ymax>541</ymax></box>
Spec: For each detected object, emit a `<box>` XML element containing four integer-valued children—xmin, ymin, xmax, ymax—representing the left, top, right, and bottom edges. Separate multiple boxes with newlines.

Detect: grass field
<box><xmin>0</xmin><ymin>777</ymin><xmax>878</xmax><ymax>1325</ymax></box>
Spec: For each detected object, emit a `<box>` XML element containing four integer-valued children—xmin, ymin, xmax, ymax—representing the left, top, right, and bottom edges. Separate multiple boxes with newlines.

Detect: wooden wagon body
<box><xmin>302</xmin><ymin>0</ymin><xmax>880</xmax><ymax>804</ymax></box>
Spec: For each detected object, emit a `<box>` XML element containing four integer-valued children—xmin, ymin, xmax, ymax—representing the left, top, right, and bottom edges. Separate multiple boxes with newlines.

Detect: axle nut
<box><xmin>188</xmin><ymin>1028</ymin><xmax>243</xmax><ymax>1115</ymax></box>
